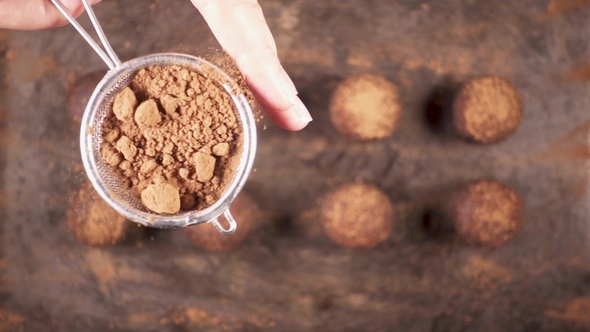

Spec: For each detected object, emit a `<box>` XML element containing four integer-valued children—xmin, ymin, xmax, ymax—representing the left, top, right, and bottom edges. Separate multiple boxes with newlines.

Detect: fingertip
<box><xmin>287</xmin><ymin>120</ymin><xmax>311</xmax><ymax>132</ymax></box>
<box><xmin>267</xmin><ymin>114</ymin><xmax>311</xmax><ymax>131</ymax></box>
<box><xmin>262</xmin><ymin>98</ymin><xmax>312</xmax><ymax>131</ymax></box>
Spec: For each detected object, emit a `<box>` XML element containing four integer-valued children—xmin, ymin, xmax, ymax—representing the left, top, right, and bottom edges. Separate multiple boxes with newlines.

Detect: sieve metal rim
<box><xmin>80</xmin><ymin>53</ymin><xmax>257</xmax><ymax>230</ymax></box>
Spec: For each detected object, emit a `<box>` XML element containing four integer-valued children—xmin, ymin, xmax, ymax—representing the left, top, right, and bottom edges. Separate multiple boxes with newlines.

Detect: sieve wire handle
<box><xmin>51</xmin><ymin>0</ymin><xmax>121</xmax><ymax>70</ymax></box>
<box><xmin>210</xmin><ymin>210</ymin><xmax>237</xmax><ymax>236</ymax></box>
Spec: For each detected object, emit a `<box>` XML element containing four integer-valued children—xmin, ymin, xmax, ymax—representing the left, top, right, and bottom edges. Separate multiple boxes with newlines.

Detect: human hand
<box><xmin>0</xmin><ymin>0</ymin><xmax>312</xmax><ymax>131</ymax></box>
<box><xmin>191</xmin><ymin>0</ymin><xmax>312</xmax><ymax>131</ymax></box>
<box><xmin>0</xmin><ymin>0</ymin><xmax>102</xmax><ymax>30</ymax></box>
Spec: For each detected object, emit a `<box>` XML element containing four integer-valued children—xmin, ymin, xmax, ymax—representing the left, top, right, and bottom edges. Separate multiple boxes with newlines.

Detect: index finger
<box><xmin>191</xmin><ymin>0</ymin><xmax>312</xmax><ymax>131</ymax></box>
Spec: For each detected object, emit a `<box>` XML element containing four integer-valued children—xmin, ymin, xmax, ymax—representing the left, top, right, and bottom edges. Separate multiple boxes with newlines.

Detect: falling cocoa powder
<box><xmin>100</xmin><ymin>65</ymin><xmax>243</xmax><ymax>214</ymax></box>
<box><xmin>207</xmin><ymin>51</ymin><xmax>257</xmax><ymax>109</ymax></box>
<box><xmin>207</xmin><ymin>50</ymin><xmax>264</xmax><ymax>123</ymax></box>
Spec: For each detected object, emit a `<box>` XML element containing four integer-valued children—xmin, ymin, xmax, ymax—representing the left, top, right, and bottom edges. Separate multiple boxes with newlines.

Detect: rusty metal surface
<box><xmin>1</xmin><ymin>0</ymin><xmax>590</xmax><ymax>331</ymax></box>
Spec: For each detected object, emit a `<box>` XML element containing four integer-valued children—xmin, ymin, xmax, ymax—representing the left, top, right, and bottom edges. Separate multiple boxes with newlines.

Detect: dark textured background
<box><xmin>1</xmin><ymin>0</ymin><xmax>590</xmax><ymax>331</ymax></box>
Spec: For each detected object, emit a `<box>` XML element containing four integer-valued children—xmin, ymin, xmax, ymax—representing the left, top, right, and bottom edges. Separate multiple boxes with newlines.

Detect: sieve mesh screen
<box><xmin>80</xmin><ymin>54</ymin><xmax>257</xmax><ymax>231</ymax></box>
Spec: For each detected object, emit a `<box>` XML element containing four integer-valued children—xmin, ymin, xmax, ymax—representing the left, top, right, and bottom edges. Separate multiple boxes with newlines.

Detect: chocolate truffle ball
<box><xmin>320</xmin><ymin>183</ymin><xmax>393</xmax><ymax>249</ymax></box>
<box><xmin>329</xmin><ymin>74</ymin><xmax>402</xmax><ymax>140</ymax></box>
<box><xmin>66</xmin><ymin>71</ymin><xmax>106</xmax><ymax>125</ymax></box>
<box><xmin>452</xmin><ymin>76</ymin><xmax>523</xmax><ymax>144</ymax></box>
<box><xmin>184</xmin><ymin>193</ymin><xmax>259</xmax><ymax>252</ymax></box>
<box><xmin>67</xmin><ymin>182</ymin><xmax>128</xmax><ymax>247</ymax></box>
<box><xmin>452</xmin><ymin>180</ymin><xmax>522</xmax><ymax>248</ymax></box>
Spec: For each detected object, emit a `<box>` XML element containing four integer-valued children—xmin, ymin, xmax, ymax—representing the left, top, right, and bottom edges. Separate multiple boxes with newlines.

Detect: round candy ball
<box><xmin>67</xmin><ymin>182</ymin><xmax>128</xmax><ymax>247</ymax></box>
<box><xmin>184</xmin><ymin>193</ymin><xmax>259</xmax><ymax>252</ymax></box>
<box><xmin>329</xmin><ymin>74</ymin><xmax>402</xmax><ymax>141</ymax></box>
<box><xmin>452</xmin><ymin>180</ymin><xmax>522</xmax><ymax>248</ymax></box>
<box><xmin>320</xmin><ymin>183</ymin><xmax>393</xmax><ymax>249</ymax></box>
<box><xmin>452</xmin><ymin>76</ymin><xmax>523</xmax><ymax>144</ymax></box>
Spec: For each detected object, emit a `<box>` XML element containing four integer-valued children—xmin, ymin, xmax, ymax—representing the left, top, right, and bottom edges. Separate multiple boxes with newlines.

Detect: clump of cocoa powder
<box><xmin>100</xmin><ymin>65</ymin><xmax>243</xmax><ymax>214</ymax></box>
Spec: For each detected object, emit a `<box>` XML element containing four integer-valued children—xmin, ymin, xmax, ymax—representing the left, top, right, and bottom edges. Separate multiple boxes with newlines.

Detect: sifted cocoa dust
<box><xmin>100</xmin><ymin>65</ymin><xmax>243</xmax><ymax>214</ymax></box>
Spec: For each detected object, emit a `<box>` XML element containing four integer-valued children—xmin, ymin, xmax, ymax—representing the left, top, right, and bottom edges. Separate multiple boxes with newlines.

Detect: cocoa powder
<box><xmin>67</xmin><ymin>182</ymin><xmax>129</xmax><ymax>247</ymax></box>
<box><xmin>320</xmin><ymin>183</ymin><xmax>393</xmax><ymax>249</ymax></box>
<box><xmin>100</xmin><ymin>65</ymin><xmax>243</xmax><ymax>214</ymax></box>
<box><xmin>451</xmin><ymin>180</ymin><xmax>522</xmax><ymax>249</ymax></box>
<box><xmin>452</xmin><ymin>76</ymin><xmax>523</xmax><ymax>144</ymax></box>
<box><xmin>329</xmin><ymin>74</ymin><xmax>402</xmax><ymax>141</ymax></box>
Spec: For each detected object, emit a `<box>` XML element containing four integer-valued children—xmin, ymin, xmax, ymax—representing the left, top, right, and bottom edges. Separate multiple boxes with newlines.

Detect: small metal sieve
<box><xmin>52</xmin><ymin>0</ymin><xmax>257</xmax><ymax>234</ymax></box>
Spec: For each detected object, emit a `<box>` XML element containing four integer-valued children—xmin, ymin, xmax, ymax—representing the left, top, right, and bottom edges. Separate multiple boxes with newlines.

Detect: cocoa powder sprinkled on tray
<box><xmin>100</xmin><ymin>65</ymin><xmax>243</xmax><ymax>214</ymax></box>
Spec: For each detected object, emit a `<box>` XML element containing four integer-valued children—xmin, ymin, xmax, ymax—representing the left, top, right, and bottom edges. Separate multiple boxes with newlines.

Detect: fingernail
<box><xmin>279</xmin><ymin>67</ymin><xmax>299</xmax><ymax>104</ymax></box>
<box><xmin>287</xmin><ymin>98</ymin><xmax>313</xmax><ymax>123</ymax></box>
